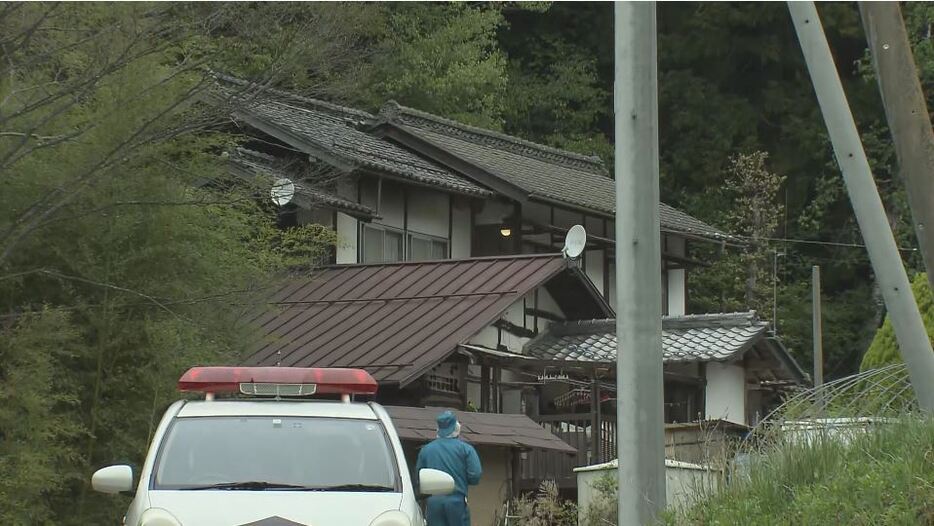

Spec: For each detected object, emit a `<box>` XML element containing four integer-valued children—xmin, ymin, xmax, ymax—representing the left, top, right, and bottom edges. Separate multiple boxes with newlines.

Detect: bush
<box><xmin>506</xmin><ymin>480</ymin><xmax>577</xmax><ymax>526</ymax></box>
<box><xmin>580</xmin><ymin>473</ymin><xmax>617</xmax><ymax>526</ymax></box>
<box><xmin>666</xmin><ymin>417</ymin><xmax>934</xmax><ymax>525</ymax></box>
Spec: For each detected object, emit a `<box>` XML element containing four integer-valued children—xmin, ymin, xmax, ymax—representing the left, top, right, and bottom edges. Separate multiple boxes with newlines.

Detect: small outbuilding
<box><xmin>384</xmin><ymin>406</ymin><xmax>576</xmax><ymax>526</ymax></box>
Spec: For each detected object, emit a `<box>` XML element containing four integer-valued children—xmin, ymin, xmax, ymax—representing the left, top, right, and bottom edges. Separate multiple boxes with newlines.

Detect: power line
<box><xmin>734</xmin><ymin>234</ymin><xmax>918</xmax><ymax>253</ymax></box>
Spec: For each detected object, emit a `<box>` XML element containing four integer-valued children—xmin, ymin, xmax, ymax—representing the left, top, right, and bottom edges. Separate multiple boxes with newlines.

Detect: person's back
<box><xmin>415</xmin><ymin>411</ymin><xmax>481</xmax><ymax>526</ymax></box>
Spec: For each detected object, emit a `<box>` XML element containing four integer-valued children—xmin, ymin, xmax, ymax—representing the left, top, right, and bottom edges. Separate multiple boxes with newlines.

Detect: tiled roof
<box><xmin>384</xmin><ymin>406</ymin><xmax>576</xmax><ymax>453</ymax></box>
<box><xmin>242</xmin><ymin>255</ymin><xmax>611</xmax><ymax>386</ymax></box>
<box><xmin>379</xmin><ymin>101</ymin><xmax>735</xmax><ymax>243</ymax></box>
<box><xmin>229</xmin><ymin>148</ymin><xmax>376</xmax><ymax>218</ymax></box>
<box><xmin>214</xmin><ymin>76</ymin><xmax>493</xmax><ymax>198</ymax></box>
<box><xmin>524</xmin><ymin>312</ymin><xmax>770</xmax><ymax>364</ymax></box>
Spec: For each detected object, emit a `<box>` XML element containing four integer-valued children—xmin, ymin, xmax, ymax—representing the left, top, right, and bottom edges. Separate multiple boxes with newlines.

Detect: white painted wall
<box><xmin>335</xmin><ymin>212</ymin><xmax>358</xmax><ymax>264</ymax></box>
<box><xmin>576</xmin><ymin>459</ymin><xmax>720</xmax><ymax>516</ymax></box>
<box><xmin>585</xmin><ymin>249</ymin><xmax>604</xmax><ymax>297</ymax></box>
<box><xmin>705</xmin><ymin>362</ymin><xmax>747</xmax><ymax>425</ymax></box>
<box><xmin>407</xmin><ymin>186</ymin><xmax>449</xmax><ymax>238</ymax></box>
<box><xmin>360</xmin><ymin>178</ymin><xmax>405</xmax><ymax>230</ymax></box>
<box><xmin>356</xmin><ymin>177</ymin><xmax>459</xmax><ymax>261</ymax></box>
<box><xmin>667</xmin><ymin>236</ymin><xmax>687</xmax><ymax>316</ymax></box>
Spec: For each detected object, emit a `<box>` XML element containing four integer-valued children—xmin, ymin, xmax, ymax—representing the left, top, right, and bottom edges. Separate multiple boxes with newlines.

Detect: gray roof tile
<box><xmin>230</xmin><ymin>148</ymin><xmax>376</xmax><ymax>218</ymax></box>
<box><xmin>385</xmin><ymin>406</ymin><xmax>576</xmax><ymax>453</ymax></box>
<box><xmin>524</xmin><ymin>312</ymin><xmax>768</xmax><ymax>364</ymax></box>
<box><xmin>214</xmin><ymin>76</ymin><xmax>493</xmax><ymax>198</ymax></box>
<box><xmin>380</xmin><ymin>101</ymin><xmax>736</xmax><ymax>243</ymax></box>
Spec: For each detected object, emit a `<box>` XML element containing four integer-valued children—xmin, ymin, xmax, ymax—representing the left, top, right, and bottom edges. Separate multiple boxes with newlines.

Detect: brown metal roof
<box><xmin>242</xmin><ymin>254</ymin><xmax>608</xmax><ymax>386</ymax></box>
<box><xmin>384</xmin><ymin>406</ymin><xmax>577</xmax><ymax>454</ymax></box>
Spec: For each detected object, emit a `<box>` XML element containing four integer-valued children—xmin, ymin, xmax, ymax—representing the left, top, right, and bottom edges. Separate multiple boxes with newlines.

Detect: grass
<box><xmin>665</xmin><ymin>417</ymin><xmax>934</xmax><ymax>525</ymax></box>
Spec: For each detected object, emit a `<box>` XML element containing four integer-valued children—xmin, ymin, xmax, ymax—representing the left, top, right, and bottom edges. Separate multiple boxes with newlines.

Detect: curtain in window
<box><xmin>383</xmin><ymin>230</ymin><xmax>402</xmax><ymax>262</ymax></box>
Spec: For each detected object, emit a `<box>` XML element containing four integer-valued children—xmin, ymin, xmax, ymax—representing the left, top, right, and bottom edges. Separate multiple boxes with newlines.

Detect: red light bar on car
<box><xmin>177</xmin><ymin>366</ymin><xmax>378</xmax><ymax>397</ymax></box>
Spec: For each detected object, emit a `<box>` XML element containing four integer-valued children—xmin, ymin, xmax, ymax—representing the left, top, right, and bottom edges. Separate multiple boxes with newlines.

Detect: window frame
<box><xmin>360</xmin><ymin>222</ymin><xmax>449</xmax><ymax>264</ymax></box>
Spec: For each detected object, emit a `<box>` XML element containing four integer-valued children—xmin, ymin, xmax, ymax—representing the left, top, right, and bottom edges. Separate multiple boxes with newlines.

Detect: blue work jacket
<box><xmin>415</xmin><ymin>437</ymin><xmax>482</xmax><ymax>496</ymax></box>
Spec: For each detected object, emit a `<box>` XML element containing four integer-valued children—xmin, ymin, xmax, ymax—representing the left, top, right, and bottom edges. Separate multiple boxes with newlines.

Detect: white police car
<box><xmin>91</xmin><ymin>366</ymin><xmax>455</xmax><ymax>526</ymax></box>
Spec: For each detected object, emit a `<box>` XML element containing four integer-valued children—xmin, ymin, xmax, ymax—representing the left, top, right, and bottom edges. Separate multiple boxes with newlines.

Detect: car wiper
<box><xmin>304</xmin><ymin>484</ymin><xmax>396</xmax><ymax>492</ymax></box>
<box><xmin>183</xmin><ymin>481</ymin><xmax>311</xmax><ymax>491</ymax></box>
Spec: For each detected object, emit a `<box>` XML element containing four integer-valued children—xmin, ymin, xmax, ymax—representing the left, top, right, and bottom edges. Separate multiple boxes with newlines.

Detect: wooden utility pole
<box><xmin>615</xmin><ymin>2</ymin><xmax>666</xmax><ymax>522</ymax></box>
<box><xmin>860</xmin><ymin>2</ymin><xmax>934</xmax><ymax>293</ymax></box>
<box><xmin>788</xmin><ymin>2</ymin><xmax>934</xmax><ymax>413</ymax></box>
<box><xmin>812</xmin><ymin>265</ymin><xmax>824</xmax><ymax>387</ymax></box>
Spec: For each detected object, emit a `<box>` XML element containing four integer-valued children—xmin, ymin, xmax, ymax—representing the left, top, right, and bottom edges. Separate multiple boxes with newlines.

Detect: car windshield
<box><xmin>152</xmin><ymin>416</ymin><xmax>399</xmax><ymax>491</ymax></box>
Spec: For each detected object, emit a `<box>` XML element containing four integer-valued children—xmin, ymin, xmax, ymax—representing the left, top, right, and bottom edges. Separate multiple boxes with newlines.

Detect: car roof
<box><xmin>176</xmin><ymin>400</ymin><xmax>380</xmax><ymax>420</ymax></box>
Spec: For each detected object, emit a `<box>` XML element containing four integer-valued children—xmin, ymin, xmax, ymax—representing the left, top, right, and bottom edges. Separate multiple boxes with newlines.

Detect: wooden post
<box><xmin>812</xmin><ymin>265</ymin><xmax>824</xmax><ymax>387</ymax></box>
<box><xmin>480</xmin><ymin>365</ymin><xmax>490</xmax><ymax>412</ymax></box>
<box><xmin>492</xmin><ymin>365</ymin><xmax>502</xmax><ymax>413</ymax></box>
<box><xmin>860</xmin><ymin>2</ymin><xmax>934</xmax><ymax>292</ymax></box>
<box><xmin>591</xmin><ymin>376</ymin><xmax>602</xmax><ymax>462</ymax></box>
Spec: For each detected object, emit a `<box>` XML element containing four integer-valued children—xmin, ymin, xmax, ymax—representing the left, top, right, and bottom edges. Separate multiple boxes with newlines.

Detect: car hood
<box><xmin>147</xmin><ymin>491</ymin><xmax>405</xmax><ymax>526</ymax></box>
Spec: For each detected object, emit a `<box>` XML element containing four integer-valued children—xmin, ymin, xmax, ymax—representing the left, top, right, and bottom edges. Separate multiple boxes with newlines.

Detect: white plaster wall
<box><xmin>362</xmin><ymin>179</ymin><xmax>405</xmax><ymax>230</ymax></box>
<box><xmin>576</xmin><ymin>460</ymin><xmax>720</xmax><ymax>517</ymax></box>
<box><xmin>585</xmin><ymin>249</ymin><xmax>604</xmax><ymax>296</ymax></box>
<box><xmin>407</xmin><ymin>186</ymin><xmax>449</xmax><ymax>238</ymax></box>
<box><xmin>705</xmin><ymin>362</ymin><xmax>747</xmax><ymax>425</ymax></box>
<box><xmin>335</xmin><ymin>212</ymin><xmax>358</xmax><ymax>264</ymax></box>
<box><xmin>451</xmin><ymin>197</ymin><xmax>472</xmax><ymax>258</ymax></box>
<box><xmin>667</xmin><ymin>236</ymin><xmax>687</xmax><ymax>316</ymax></box>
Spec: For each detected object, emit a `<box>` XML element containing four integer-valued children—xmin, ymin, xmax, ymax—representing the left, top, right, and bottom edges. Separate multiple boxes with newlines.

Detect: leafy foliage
<box><xmin>506</xmin><ymin>480</ymin><xmax>578</xmax><ymax>526</ymax></box>
<box><xmin>861</xmin><ymin>273</ymin><xmax>934</xmax><ymax>370</ymax></box>
<box><xmin>0</xmin><ymin>4</ymin><xmax>333</xmax><ymax>523</ymax></box>
<box><xmin>666</xmin><ymin>418</ymin><xmax>934</xmax><ymax>525</ymax></box>
<box><xmin>362</xmin><ymin>3</ymin><xmax>509</xmax><ymax>128</ymax></box>
<box><xmin>579</xmin><ymin>474</ymin><xmax>618</xmax><ymax>526</ymax></box>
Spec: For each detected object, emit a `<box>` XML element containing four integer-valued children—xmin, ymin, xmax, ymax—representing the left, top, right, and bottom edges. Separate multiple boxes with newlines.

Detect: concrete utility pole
<box><xmin>614</xmin><ymin>2</ymin><xmax>666</xmax><ymax>523</ymax></box>
<box><xmin>860</xmin><ymin>2</ymin><xmax>934</xmax><ymax>293</ymax></box>
<box><xmin>788</xmin><ymin>2</ymin><xmax>934</xmax><ymax>413</ymax></box>
<box><xmin>812</xmin><ymin>265</ymin><xmax>823</xmax><ymax>388</ymax></box>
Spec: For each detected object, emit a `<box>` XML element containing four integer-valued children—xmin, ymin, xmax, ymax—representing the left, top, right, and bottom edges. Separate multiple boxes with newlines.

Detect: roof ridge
<box><xmin>318</xmin><ymin>253</ymin><xmax>564</xmax><ymax>270</ymax></box>
<box><xmin>663</xmin><ymin>311</ymin><xmax>762</xmax><ymax>329</ymax></box>
<box><xmin>379</xmin><ymin>101</ymin><xmax>608</xmax><ymax>175</ymax></box>
<box><xmin>212</xmin><ymin>72</ymin><xmax>374</xmax><ymax>124</ymax></box>
<box><xmin>548</xmin><ymin>311</ymin><xmax>763</xmax><ymax>335</ymax></box>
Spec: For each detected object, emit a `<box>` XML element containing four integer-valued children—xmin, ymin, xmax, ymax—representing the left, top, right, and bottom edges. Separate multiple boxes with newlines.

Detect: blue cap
<box><xmin>436</xmin><ymin>410</ymin><xmax>458</xmax><ymax>438</ymax></box>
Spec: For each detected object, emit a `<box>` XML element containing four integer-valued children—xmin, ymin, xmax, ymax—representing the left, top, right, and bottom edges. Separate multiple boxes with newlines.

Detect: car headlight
<box><xmin>369</xmin><ymin>510</ymin><xmax>412</xmax><ymax>526</ymax></box>
<box><xmin>139</xmin><ymin>508</ymin><xmax>182</xmax><ymax>526</ymax></box>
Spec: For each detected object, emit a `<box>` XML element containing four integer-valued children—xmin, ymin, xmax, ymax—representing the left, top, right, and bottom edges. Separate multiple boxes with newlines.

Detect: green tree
<box><xmin>861</xmin><ymin>273</ymin><xmax>934</xmax><ymax>370</ymax></box>
<box><xmin>362</xmin><ymin>3</ymin><xmax>509</xmax><ymax>128</ymax></box>
<box><xmin>0</xmin><ymin>4</ymin><xmax>333</xmax><ymax>522</ymax></box>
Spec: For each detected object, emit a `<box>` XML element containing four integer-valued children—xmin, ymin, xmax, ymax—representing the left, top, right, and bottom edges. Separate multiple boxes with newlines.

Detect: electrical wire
<box><xmin>732</xmin><ymin>234</ymin><xmax>918</xmax><ymax>252</ymax></box>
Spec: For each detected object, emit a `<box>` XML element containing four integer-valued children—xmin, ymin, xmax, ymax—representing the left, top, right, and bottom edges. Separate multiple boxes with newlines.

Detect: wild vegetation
<box><xmin>2</xmin><ymin>2</ymin><xmax>933</xmax><ymax>523</ymax></box>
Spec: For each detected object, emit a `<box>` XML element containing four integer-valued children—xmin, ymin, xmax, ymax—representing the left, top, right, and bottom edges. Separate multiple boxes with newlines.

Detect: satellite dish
<box><xmin>563</xmin><ymin>224</ymin><xmax>587</xmax><ymax>259</ymax></box>
<box><xmin>271</xmin><ymin>178</ymin><xmax>295</xmax><ymax>206</ymax></box>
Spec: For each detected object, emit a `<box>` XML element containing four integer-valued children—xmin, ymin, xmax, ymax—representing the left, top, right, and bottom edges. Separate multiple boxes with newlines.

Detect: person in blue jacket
<box><xmin>416</xmin><ymin>410</ymin><xmax>482</xmax><ymax>526</ymax></box>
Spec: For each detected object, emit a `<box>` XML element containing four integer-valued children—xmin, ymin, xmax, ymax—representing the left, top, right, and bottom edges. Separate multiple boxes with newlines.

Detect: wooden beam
<box><xmin>480</xmin><ymin>366</ymin><xmax>490</xmax><ymax>412</ymax></box>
